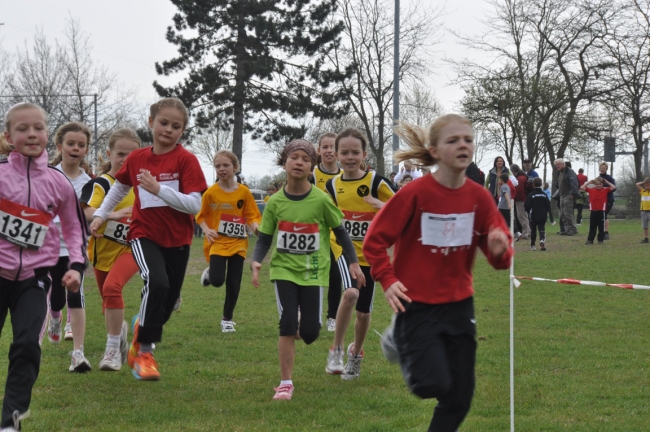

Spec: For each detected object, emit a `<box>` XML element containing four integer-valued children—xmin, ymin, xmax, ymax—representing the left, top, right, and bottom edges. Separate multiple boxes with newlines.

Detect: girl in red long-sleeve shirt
<box><xmin>363</xmin><ymin>114</ymin><xmax>513</xmax><ymax>432</ymax></box>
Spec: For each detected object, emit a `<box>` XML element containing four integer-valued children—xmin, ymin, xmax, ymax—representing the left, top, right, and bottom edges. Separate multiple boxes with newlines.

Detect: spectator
<box><xmin>581</xmin><ymin>177</ymin><xmax>616</xmax><ymax>245</ymax></box>
<box><xmin>486</xmin><ymin>156</ymin><xmax>510</xmax><ymax>205</ymax></box>
<box><xmin>497</xmin><ymin>172</ymin><xmax>512</xmax><ymax>228</ymax></box>
<box><xmin>399</xmin><ymin>174</ymin><xmax>413</xmax><ymax>188</ymax></box>
<box><xmin>393</xmin><ymin>161</ymin><xmax>422</xmax><ymax>184</ymax></box>
<box><xmin>635</xmin><ymin>177</ymin><xmax>650</xmax><ymax>243</ymax></box>
<box><xmin>511</xmin><ymin>164</ymin><xmax>530</xmax><ymax>240</ymax></box>
<box><xmin>554</xmin><ymin>158</ymin><xmax>579</xmax><ymax>236</ymax></box>
<box><xmin>542</xmin><ymin>182</ymin><xmax>555</xmax><ymax>225</ymax></box>
<box><xmin>522</xmin><ymin>158</ymin><xmax>539</xmax><ymax>179</ymax></box>
<box><xmin>525</xmin><ymin>177</ymin><xmax>550</xmax><ymax>251</ymax></box>
<box><xmin>598</xmin><ymin>162</ymin><xmax>616</xmax><ymax>240</ymax></box>
<box><xmin>263</xmin><ymin>185</ymin><xmax>278</xmax><ymax>203</ymax></box>
<box><xmin>389</xmin><ymin>171</ymin><xmax>398</xmax><ymax>188</ymax></box>
<box><xmin>465</xmin><ymin>161</ymin><xmax>484</xmax><ymax>185</ymax></box>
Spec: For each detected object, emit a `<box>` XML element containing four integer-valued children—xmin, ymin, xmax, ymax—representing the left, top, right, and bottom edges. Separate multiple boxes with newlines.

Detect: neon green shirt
<box><xmin>260</xmin><ymin>186</ymin><xmax>343</xmax><ymax>286</ymax></box>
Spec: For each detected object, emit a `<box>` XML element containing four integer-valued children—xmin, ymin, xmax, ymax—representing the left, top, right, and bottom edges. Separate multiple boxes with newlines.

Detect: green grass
<box><xmin>2</xmin><ymin>216</ymin><xmax>650</xmax><ymax>431</ymax></box>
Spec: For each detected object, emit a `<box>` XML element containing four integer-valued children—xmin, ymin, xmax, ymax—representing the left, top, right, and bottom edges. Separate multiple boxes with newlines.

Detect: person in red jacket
<box><xmin>363</xmin><ymin>114</ymin><xmax>513</xmax><ymax>432</ymax></box>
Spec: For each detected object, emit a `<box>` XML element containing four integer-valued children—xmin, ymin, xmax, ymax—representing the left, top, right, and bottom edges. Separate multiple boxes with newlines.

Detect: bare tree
<box><xmin>328</xmin><ymin>0</ymin><xmax>441</xmax><ymax>174</ymax></box>
<box><xmin>601</xmin><ymin>0</ymin><xmax>650</xmax><ymax>180</ymax></box>
<box><xmin>2</xmin><ymin>18</ymin><xmax>139</xmax><ymax>165</ymax></box>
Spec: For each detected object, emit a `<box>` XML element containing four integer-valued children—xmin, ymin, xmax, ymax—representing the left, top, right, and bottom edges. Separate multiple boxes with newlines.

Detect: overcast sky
<box><xmin>1</xmin><ymin>0</ymin><xmax>498</xmax><ymax>181</ymax></box>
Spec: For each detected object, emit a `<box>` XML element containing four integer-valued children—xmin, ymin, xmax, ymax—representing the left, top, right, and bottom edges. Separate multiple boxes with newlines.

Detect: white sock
<box><xmin>280</xmin><ymin>380</ymin><xmax>292</xmax><ymax>386</ymax></box>
<box><xmin>107</xmin><ymin>334</ymin><xmax>120</xmax><ymax>350</ymax></box>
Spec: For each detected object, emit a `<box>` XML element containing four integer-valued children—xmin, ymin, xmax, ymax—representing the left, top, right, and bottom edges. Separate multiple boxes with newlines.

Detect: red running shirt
<box><xmin>586</xmin><ymin>187</ymin><xmax>610</xmax><ymax>211</ymax></box>
<box><xmin>115</xmin><ymin>144</ymin><xmax>208</xmax><ymax>247</ymax></box>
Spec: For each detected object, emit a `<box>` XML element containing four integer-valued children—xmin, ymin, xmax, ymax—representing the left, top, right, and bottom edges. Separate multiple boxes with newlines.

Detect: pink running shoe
<box><xmin>273</xmin><ymin>384</ymin><xmax>294</xmax><ymax>400</ymax></box>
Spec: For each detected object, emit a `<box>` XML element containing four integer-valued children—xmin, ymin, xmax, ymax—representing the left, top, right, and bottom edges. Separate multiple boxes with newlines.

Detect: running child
<box><xmin>524</xmin><ymin>177</ymin><xmax>550</xmax><ymax>251</ymax></box>
<box><xmin>312</xmin><ymin>132</ymin><xmax>343</xmax><ymax>332</ymax></box>
<box><xmin>90</xmin><ymin>97</ymin><xmax>208</xmax><ymax>381</ymax></box>
<box><xmin>324</xmin><ymin>128</ymin><xmax>396</xmax><ymax>380</ymax></box>
<box><xmin>0</xmin><ymin>103</ymin><xmax>87</xmax><ymax>430</ymax></box>
<box><xmin>635</xmin><ymin>178</ymin><xmax>650</xmax><ymax>243</ymax></box>
<box><xmin>250</xmin><ymin>139</ymin><xmax>363</xmax><ymax>401</ymax></box>
<box><xmin>80</xmin><ymin>128</ymin><xmax>141</xmax><ymax>371</ymax></box>
<box><xmin>363</xmin><ymin>114</ymin><xmax>512</xmax><ymax>432</ymax></box>
<box><xmin>47</xmin><ymin>122</ymin><xmax>92</xmax><ymax>372</ymax></box>
<box><xmin>197</xmin><ymin>150</ymin><xmax>262</xmax><ymax>333</ymax></box>
<box><xmin>581</xmin><ymin>177</ymin><xmax>616</xmax><ymax>245</ymax></box>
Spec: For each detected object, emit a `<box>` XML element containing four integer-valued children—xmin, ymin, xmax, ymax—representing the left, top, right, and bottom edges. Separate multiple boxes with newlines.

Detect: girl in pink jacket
<box><xmin>0</xmin><ymin>103</ymin><xmax>87</xmax><ymax>431</ymax></box>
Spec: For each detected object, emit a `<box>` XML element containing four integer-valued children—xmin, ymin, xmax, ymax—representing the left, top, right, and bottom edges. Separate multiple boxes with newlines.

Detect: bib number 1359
<box><xmin>276</xmin><ymin>221</ymin><xmax>320</xmax><ymax>254</ymax></box>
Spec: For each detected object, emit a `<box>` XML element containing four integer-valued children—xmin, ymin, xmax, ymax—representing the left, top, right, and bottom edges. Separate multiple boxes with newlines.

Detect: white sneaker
<box><xmin>514</xmin><ymin>232</ymin><xmax>523</xmax><ymax>242</ymax></box>
<box><xmin>530</xmin><ymin>246</ymin><xmax>536</xmax><ymax>251</ymax></box>
<box><xmin>341</xmin><ymin>343</ymin><xmax>364</xmax><ymax>380</ymax></box>
<box><xmin>326</xmin><ymin>345</ymin><xmax>344</xmax><ymax>374</ymax></box>
<box><xmin>0</xmin><ymin>410</ymin><xmax>29</xmax><ymax>431</ymax></box>
<box><xmin>47</xmin><ymin>317</ymin><xmax>62</xmax><ymax>344</ymax></box>
<box><xmin>221</xmin><ymin>320</ymin><xmax>236</xmax><ymax>333</ymax></box>
<box><xmin>69</xmin><ymin>346</ymin><xmax>91</xmax><ymax>373</ymax></box>
<box><xmin>99</xmin><ymin>348</ymin><xmax>122</xmax><ymax>371</ymax></box>
<box><xmin>325</xmin><ymin>317</ymin><xmax>336</xmax><ymax>332</ymax></box>
<box><xmin>173</xmin><ymin>295</ymin><xmax>182</xmax><ymax>311</ymax></box>
<box><xmin>119</xmin><ymin>320</ymin><xmax>128</xmax><ymax>365</ymax></box>
<box><xmin>64</xmin><ymin>322</ymin><xmax>73</xmax><ymax>341</ymax></box>
<box><xmin>201</xmin><ymin>267</ymin><xmax>210</xmax><ymax>287</ymax></box>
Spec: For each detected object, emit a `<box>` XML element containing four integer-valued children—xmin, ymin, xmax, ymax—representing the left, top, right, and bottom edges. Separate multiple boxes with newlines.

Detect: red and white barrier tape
<box><xmin>513</xmin><ymin>276</ymin><xmax>650</xmax><ymax>290</ymax></box>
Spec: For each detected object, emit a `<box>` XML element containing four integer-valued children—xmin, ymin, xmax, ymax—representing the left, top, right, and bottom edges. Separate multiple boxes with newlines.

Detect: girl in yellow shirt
<box><xmin>196</xmin><ymin>150</ymin><xmax>262</xmax><ymax>332</ymax></box>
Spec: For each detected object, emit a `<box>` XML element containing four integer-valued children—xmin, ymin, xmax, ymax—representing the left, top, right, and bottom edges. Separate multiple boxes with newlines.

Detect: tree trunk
<box><xmin>232</xmin><ymin>23</ymin><xmax>246</xmax><ymax>169</ymax></box>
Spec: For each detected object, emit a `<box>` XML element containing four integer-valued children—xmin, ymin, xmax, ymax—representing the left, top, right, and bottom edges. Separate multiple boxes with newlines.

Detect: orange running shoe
<box><xmin>127</xmin><ymin>315</ymin><xmax>140</xmax><ymax>369</ymax></box>
<box><xmin>132</xmin><ymin>352</ymin><xmax>160</xmax><ymax>381</ymax></box>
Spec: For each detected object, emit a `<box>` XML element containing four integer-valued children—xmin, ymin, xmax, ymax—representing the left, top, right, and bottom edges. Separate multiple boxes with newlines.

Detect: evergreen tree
<box><xmin>154</xmin><ymin>0</ymin><xmax>349</xmax><ymax>167</ymax></box>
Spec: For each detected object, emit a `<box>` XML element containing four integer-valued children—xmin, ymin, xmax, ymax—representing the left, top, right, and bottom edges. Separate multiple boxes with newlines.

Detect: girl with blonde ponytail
<box><xmin>363</xmin><ymin>114</ymin><xmax>513</xmax><ymax>431</ymax></box>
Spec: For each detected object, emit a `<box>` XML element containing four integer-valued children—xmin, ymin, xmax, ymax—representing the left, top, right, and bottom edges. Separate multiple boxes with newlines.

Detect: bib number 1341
<box><xmin>0</xmin><ymin>198</ymin><xmax>52</xmax><ymax>250</ymax></box>
<box><xmin>276</xmin><ymin>221</ymin><xmax>319</xmax><ymax>254</ymax></box>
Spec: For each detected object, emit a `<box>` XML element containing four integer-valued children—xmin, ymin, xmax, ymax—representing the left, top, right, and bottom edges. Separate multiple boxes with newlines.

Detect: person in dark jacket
<box><xmin>525</xmin><ymin>177</ymin><xmax>551</xmax><ymax>251</ymax></box>
<box><xmin>465</xmin><ymin>161</ymin><xmax>482</xmax><ymax>185</ymax></box>
<box><xmin>554</xmin><ymin>158</ymin><xmax>579</xmax><ymax>236</ymax></box>
<box><xmin>486</xmin><ymin>156</ymin><xmax>509</xmax><ymax>205</ymax></box>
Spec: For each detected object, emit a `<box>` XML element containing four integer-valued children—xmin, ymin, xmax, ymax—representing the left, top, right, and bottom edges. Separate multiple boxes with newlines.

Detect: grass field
<box><xmin>2</xmin><ymin>215</ymin><xmax>650</xmax><ymax>431</ymax></box>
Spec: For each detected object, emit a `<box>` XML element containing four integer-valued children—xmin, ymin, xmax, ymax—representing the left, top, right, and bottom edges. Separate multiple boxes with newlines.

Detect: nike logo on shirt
<box><xmin>21</xmin><ymin>210</ymin><xmax>38</xmax><ymax>217</ymax></box>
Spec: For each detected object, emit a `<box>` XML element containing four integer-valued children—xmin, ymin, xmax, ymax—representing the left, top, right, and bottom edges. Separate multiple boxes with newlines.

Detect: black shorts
<box><xmin>337</xmin><ymin>255</ymin><xmax>375</xmax><ymax>314</ymax></box>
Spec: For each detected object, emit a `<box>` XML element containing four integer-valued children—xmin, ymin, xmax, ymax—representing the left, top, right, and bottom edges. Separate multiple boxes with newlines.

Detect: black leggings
<box><xmin>395</xmin><ymin>297</ymin><xmax>476</xmax><ymax>432</ymax></box>
<box><xmin>274</xmin><ymin>280</ymin><xmax>322</xmax><ymax>345</ymax></box>
<box><xmin>327</xmin><ymin>250</ymin><xmax>342</xmax><ymax>319</ymax></box>
<box><xmin>130</xmin><ymin>238</ymin><xmax>190</xmax><ymax>344</ymax></box>
<box><xmin>49</xmin><ymin>256</ymin><xmax>84</xmax><ymax>311</ymax></box>
<box><xmin>208</xmin><ymin>254</ymin><xmax>245</xmax><ymax>321</ymax></box>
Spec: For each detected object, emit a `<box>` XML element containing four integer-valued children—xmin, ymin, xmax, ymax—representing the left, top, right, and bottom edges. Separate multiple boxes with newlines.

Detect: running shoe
<box><xmin>47</xmin><ymin>317</ymin><xmax>62</xmax><ymax>344</ymax></box>
<box><xmin>326</xmin><ymin>345</ymin><xmax>344</xmax><ymax>374</ymax></box>
<box><xmin>201</xmin><ymin>267</ymin><xmax>210</xmax><ymax>287</ymax></box>
<box><xmin>64</xmin><ymin>322</ymin><xmax>73</xmax><ymax>341</ymax></box>
<box><xmin>132</xmin><ymin>352</ymin><xmax>160</xmax><ymax>381</ymax></box>
<box><xmin>221</xmin><ymin>320</ymin><xmax>236</xmax><ymax>333</ymax></box>
<box><xmin>530</xmin><ymin>246</ymin><xmax>536</xmax><ymax>251</ymax></box>
<box><xmin>604</xmin><ymin>232</ymin><xmax>610</xmax><ymax>240</ymax></box>
<box><xmin>1</xmin><ymin>410</ymin><xmax>29</xmax><ymax>432</ymax></box>
<box><xmin>127</xmin><ymin>315</ymin><xmax>140</xmax><ymax>369</ymax></box>
<box><xmin>69</xmin><ymin>346</ymin><xmax>91</xmax><ymax>373</ymax></box>
<box><xmin>173</xmin><ymin>295</ymin><xmax>182</xmax><ymax>312</ymax></box>
<box><xmin>99</xmin><ymin>348</ymin><xmax>122</xmax><ymax>371</ymax></box>
<box><xmin>514</xmin><ymin>232</ymin><xmax>522</xmax><ymax>242</ymax></box>
<box><xmin>341</xmin><ymin>343</ymin><xmax>364</xmax><ymax>380</ymax></box>
<box><xmin>540</xmin><ymin>241</ymin><xmax>546</xmax><ymax>251</ymax></box>
<box><xmin>273</xmin><ymin>384</ymin><xmax>294</xmax><ymax>400</ymax></box>
<box><xmin>641</xmin><ymin>238</ymin><xmax>649</xmax><ymax>243</ymax></box>
<box><xmin>325</xmin><ymin>317</ymin><xmax>336</xmax><ymax>332</ymax></box>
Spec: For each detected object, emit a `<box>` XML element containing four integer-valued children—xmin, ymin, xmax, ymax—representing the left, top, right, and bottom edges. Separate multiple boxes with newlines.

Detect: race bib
<box><xmin>139</xmin><ymin>180</ymin><xmax>179</xmax><ymax>209</ymax></box>
<box><xmin>218</xmin><ymin>214</ymin><xmax>247</xmax><ymax>239</ymax></box>
<box><xmin>421</xmin><ymin>212</ymin><xmax>474</xmax><ymax>247</ymax></box>
<box><xmin>0</xmin><ymin>198</ymin><xmax>52</xmax><ymax>250</ymax></box>
<box><xmin>276</xmin><ymin>221</ymin><xmax>320</xmax><ymax>254</ymax></box>
<box><xmin>341</xmin><ymin>210</ymin><xmax>374</xmax><ymax>241</ymax></box>
<box><xmin>103</xmin><ymin>217</ymin><xmax>131</xmax><ymax>245</ymax></box>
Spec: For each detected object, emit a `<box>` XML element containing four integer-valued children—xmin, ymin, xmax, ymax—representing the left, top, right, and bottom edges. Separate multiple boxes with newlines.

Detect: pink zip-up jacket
<box><xmin>0</xmin><ymin>150</ymin><xmax>87</xmax><ymax>281</ymax></box>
